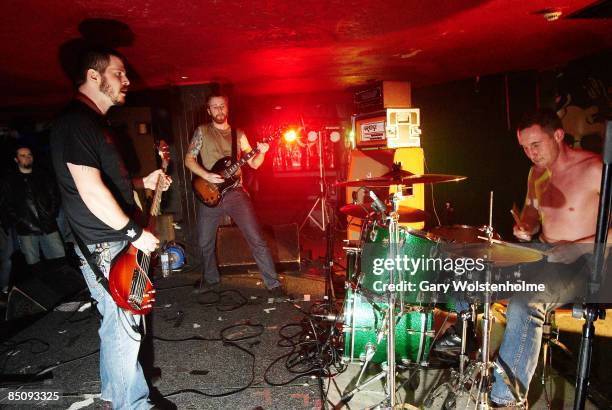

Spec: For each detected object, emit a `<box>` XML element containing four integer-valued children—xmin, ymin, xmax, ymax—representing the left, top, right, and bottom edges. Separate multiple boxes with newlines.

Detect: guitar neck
<box><xmin>223</xmin><ymin>148</ymin><xmax>260</xmax><ymax>178</ymax></box>
<box><xmin>147</xmin><ymin>170</ymin><xmax>166</xmax><ymax>230</ymax></box>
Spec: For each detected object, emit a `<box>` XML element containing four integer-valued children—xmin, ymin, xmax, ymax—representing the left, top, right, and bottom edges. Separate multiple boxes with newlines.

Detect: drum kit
<box><xmin>332</xmin><ymin>171</ymin><xmax>546</xmax><ymax>409</ymax></box>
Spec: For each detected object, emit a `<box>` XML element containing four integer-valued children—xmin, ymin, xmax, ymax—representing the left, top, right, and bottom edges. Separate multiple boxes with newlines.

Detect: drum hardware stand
<box><xmin>474</xmin><ymin>191</ymin><xmax>498</xmax><ymax>410</ymax></box>
<box><xmin>338</xmin><ymin>190</ymin><xmax>405</xmax><ymax>408</ymax></box>
<box><xmin>572</xmin><ymin>122</ymin><xmax>612</xmax><ymax>410</ymax></box>
<box><xmin>473</xmin><ymin>192</ymin><xmax>527</xmax><ymax>409</ymax></box>
<box><xmin>423</xmin><ymin>310</ymin><xmax>479</xmax><ymax>409</ymax></box>
<box><xmin>540</xmin><ymin>311</ymin><xmax>572</xmax><ymax>386</ymax></box>
<box><xmin>426</xmin><ymin>192</ymin><xmax>525</xmax><ymax>409</ymax></box>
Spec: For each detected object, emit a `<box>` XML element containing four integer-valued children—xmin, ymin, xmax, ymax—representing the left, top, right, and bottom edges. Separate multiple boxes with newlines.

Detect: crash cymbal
<box><xmin>335</xmin><ymin>174</ymin><xmax>467</xmax><ymax>187</ymax></box>
<box><xmin>339</xmin><ymin>203</ymin><xmax>427</xmax><ymax>222</ymax></box>
<box><xmin>402</xmin><ymin>174</ymin><xmax>467</xmax><ymax>184</ymax></box>
<box><xmin>445</xmin><ymin>240</ymin><xmax>544</xmax><ymax>267</ymax></box>
<box><xmin>335</xmin><ymin>176</ymin><xmax>401</xmax><ymax>187</ymax></box>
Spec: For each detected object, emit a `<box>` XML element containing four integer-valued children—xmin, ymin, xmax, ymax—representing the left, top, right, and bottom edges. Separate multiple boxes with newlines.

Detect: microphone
<box><xmin>311</xmin><ymin>313</ymin><xmax>341</xmax><ymax>322</ymax></box>
<box><xmin>369</xmin><ymin>190</ymin><xmax>386</xmax><ymax>214</ymax></box>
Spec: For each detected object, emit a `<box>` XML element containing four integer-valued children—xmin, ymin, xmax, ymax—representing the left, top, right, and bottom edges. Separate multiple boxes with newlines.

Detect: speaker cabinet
<box><xmin>216</xmin><ymin>223</ymin><xmax>300</xmax><ymax>272</ymax></box>
<box><xmin>5</xmin><ymin>265</ymin><xmax>85</xmax><ymax>320</ymax></box>
<box><xmin>346</xmin><ymin>147</ymin><xmax>425</xmax><ymax>240</ymax></box>
<box><xmin>354</xmin><ymin>81</ymin><xmax>412</xmax><ymax>114</ymax></box>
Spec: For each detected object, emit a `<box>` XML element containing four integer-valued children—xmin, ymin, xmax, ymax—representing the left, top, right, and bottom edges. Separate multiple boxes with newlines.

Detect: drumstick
<box><xmin>510</xmin><ymin>208</ymin><xmax>528</xmax><ymax>231</ymax></box>
<box><xmin>510</xmin><ymin>209</ymin><xmax>520</xmax><ymax>225</ymax></box>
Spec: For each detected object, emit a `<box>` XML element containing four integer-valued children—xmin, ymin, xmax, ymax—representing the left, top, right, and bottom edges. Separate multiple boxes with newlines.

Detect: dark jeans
<box><xmin>196</xmin><ymin>188</ymin><xmax>280</xmax><ymax>289</ymax></box>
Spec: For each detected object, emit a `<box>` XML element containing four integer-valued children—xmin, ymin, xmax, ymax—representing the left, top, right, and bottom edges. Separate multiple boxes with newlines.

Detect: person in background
<box><xmin>2</xmin><ymin>146</ymin><xmax>65</xmax><ymax>271</ymax></box>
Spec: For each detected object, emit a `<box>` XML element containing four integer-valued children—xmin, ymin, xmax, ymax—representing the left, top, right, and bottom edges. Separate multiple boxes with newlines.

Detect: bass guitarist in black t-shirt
<box><xmin>50</xmin><ymin>48</ymin><xmax>173</xmax><ymax>410</ymax></box>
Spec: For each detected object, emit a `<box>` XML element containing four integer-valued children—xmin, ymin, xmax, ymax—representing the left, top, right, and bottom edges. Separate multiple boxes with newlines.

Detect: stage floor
<box><xmin>0</xmin><ymin>268</ymin><xmax>608</xmax><ymax>409</ymax></box>
<box><xmin>2</xmin><ymin>217</ymin><xmax>612</xmax><ymax>410</ymax></box>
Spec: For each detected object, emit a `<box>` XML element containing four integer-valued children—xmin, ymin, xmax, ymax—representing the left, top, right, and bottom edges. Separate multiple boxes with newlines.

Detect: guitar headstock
<box><xmin>157</xmin><ymin>140</ymin><xmax>171</xmax><ymax>172</ymax></box>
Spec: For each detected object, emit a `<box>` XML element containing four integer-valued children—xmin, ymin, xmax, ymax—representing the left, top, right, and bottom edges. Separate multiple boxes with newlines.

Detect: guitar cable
<box><xmin>118</xmin><ymin>306</ymin><xmax>145</xmax><ymax>342</ymax></box>
<box><xmin>155</xmin><ymin>322</ymin><xmax>263</xmax><ymax>399</ymax></box>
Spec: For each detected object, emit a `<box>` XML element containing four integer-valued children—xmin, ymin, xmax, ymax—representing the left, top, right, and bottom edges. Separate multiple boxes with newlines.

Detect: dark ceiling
<box><xmin>1</xmin><ymin>0</ymin><xmax>611</xmax><ymax>108</ymax></box>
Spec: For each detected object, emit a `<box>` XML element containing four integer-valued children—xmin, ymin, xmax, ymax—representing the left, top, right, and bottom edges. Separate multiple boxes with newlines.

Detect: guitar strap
<box><xmin>231</xmin><ymin>127</ymin><xmax>238</xmax><ymax>163</ymax></box>
<box><xmin>68</xmin><ymin>220</ymin><xmax>111</xmax><ymax>295</ymax></box>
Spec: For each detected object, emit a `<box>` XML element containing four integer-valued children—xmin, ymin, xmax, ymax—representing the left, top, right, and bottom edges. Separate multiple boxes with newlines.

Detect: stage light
<box><xmin>307</xmin><ymin>130</ymin><xmax>318</xmax><ymax>142</ymax></box>
<box><xmin>283</xmin><ymin>129</ymin><xmax>298</xmax><ymax>142</ymax></box>
<box><xmin>329</xmin><ymin>131</ymin><xmax>341</xmax><ymax>143</ymax></box>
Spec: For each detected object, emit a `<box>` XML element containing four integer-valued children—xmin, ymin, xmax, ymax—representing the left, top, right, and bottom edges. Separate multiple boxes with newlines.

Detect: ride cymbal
<box><xmin>335</xmin><ymin>174</ymin><xmax>467</xmax><ymax>187</ymax></box>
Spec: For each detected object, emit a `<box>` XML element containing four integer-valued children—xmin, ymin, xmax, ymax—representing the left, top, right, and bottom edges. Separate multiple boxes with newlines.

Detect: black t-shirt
<box><xmin>50</xmin><ymin>95</ymin><xmax>134</xmax><ymax>244</ymax></box>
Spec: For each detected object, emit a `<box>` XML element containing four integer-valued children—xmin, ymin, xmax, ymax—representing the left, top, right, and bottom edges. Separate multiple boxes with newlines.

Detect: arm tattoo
<box><xmin>188</xmin><ymin>128</ymin><xmax>203</xmax><ymax>156</ymax></box>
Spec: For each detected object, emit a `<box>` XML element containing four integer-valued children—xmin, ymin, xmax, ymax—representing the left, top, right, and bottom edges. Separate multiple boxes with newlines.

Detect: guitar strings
<box><xmin>131</xmin><ymin>170</ymin><xmax>166</xmax><ymax>309</ymax></box>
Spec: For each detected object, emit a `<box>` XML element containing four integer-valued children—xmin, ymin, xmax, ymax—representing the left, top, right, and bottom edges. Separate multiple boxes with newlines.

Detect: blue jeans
<box><xmin>18</xmin><ymin>231</ymin><xmax>65</xmax><ymax>265</ymax></box>
<box><xmin>0</xmin><ymin>228</ymin><xmax>13</xmax><ymax>292</ymax></box>
<box><xmin>490</xmin><ymin>258</ymin><xmax>586</xmax><ymax>405</ymax></box>
<box><xmin>197</xmin><ymin>188</ymin><xmax>280</xmax><ymax>289</ymax></box>
<box><xmin>74</xmin><ymin>241</ymin><xmax>151</xmax><ymax>410</ymax></box>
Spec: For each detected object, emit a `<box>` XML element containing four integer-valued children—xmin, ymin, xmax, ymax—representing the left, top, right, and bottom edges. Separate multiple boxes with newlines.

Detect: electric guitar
<box><xmin>109</xmin><ymin>141</ymin><xmax>170</xmax><ymax>315</ymax></box>
<box><xmin>192</xmin><ymin>135</ymin><xmax>275</xmax><ymax>207</ymax></box>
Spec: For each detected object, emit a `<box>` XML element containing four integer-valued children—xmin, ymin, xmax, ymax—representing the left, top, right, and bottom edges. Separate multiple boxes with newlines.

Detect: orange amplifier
<box><xmin>345</xmin><ymin>147</ymin><xmax>425</xmax><ymax>241</ymax></box>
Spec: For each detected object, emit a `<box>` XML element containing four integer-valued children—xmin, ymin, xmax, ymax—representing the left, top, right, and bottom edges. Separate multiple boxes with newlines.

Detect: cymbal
<box><xmin>340</xmin><ymin>203</ymin><xmax>427</xmax><ymax>223</ymax></box>
<box><xmin>335</xmin><ymin>174</ymin><xmax>467</xmax><ymax>187</ymax></box>
<box><xmin>445</xmin><ymin>240</ymin><xmax>544</xmax><ymax>267</ymax></box>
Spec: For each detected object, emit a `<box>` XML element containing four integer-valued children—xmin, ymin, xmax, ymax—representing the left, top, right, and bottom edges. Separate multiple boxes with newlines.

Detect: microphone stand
<box><xmin>572</xmin><ymin>121</ymin><xmax>612</xmax><ymax>410</ymax></box>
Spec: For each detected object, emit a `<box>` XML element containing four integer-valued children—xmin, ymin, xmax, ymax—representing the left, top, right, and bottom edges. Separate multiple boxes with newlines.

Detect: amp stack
<box><xmin>347</xmin><ymin>81</ymin><xmax>424</xmax><ymax>240</ymax></box>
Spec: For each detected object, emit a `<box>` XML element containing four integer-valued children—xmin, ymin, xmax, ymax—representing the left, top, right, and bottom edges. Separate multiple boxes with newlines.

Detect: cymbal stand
<box><xmin>474</xmin><ymin>191</ymin><xmax>496</xmax><ymax>409</ymax></box>
<box><xmin>384</xmin><ymin>191</ymin><xmax>402</xmax><ymax>408</ymax></box>
<box><xmin>338</xmin><ymin>191</ymin><xmax>404</xmax><ymax>408</ymax></box>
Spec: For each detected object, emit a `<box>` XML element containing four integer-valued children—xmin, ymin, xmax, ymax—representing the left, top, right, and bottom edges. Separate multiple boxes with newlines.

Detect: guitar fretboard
<box><xmin>221</xmin><ymin>137</ymin><xmax>273</xmax><ymax>179</ymax></box>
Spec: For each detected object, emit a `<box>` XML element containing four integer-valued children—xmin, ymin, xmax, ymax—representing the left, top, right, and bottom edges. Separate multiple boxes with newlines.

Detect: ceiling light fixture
<box><xmin>544</xmin><ymin>10</ymin><xmax>562</xmax><ymax>21</ymax></box>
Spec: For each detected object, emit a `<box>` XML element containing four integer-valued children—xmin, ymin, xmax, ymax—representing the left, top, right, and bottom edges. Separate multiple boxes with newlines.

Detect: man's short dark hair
<box><xmin>74</xmin><ymin>47</ymin><xmax>124</xmax><ymax>87</ymax></box>
<box><xmin>15</xmin><ymin>145</ymin><xmax>32</xmax><ymax>158</ymax></box>
<box><xmin>517</xmin><ymin>109</ymin><xmax>563</xmax><ymax>135</ymax></box>
<box><xmin>206</xmin><ymin>92</ymin><xmax>228</xmax><ymax>107</ymax></box>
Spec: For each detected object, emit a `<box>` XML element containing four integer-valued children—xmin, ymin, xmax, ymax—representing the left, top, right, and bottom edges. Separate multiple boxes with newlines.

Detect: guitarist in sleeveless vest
<box><xmin>185</xmin><ymin>93</ymin><xmax>283</xmax><ymax>295</ymax></box>
<box><xmin>50</xmin><ymin>48</ymin><xmax>174</xmax><ymax>410</ymax></box>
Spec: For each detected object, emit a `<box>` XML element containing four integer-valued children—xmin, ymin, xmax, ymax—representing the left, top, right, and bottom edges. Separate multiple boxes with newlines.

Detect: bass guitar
<box><xmin>192</xmin><ymin>135</ymin><xmax>275</xmax><ymax>207</ymax></box>
<box><xmin>109</xmin><ymin>141</ymin><xmax>170</xmax><ymax>315</ymax></box>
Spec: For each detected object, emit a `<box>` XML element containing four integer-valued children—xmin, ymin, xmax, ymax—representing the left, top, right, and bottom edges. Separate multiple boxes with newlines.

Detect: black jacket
<box><xmin>2</xmin><ymin>168</ymin><xmax>61</xmax><ymax>235</ymax></box>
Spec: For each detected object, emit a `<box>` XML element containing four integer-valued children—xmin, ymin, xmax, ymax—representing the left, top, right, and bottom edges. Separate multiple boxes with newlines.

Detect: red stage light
<box><xmin>283</xmin><ymin>129</ymin><xmax>298</xmax><ymax>142</ymax></box>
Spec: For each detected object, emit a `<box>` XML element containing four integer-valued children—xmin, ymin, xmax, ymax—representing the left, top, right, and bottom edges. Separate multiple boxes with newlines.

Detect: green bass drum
<box><xmin>342</xmin><ymin>289</ymin><xmax>433</xmax><ymax>365</ymax></box>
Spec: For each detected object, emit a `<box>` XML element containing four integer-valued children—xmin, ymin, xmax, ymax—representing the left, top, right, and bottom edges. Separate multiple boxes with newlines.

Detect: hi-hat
<box><xmin>340</xmin><ymin>203</ymin><xmax>427</xmax><ymax>222</ymax></box>
<box><xmin>335</xmin><ymin>174</ymin><xmax>467</xmax><ymax>187</ymax></box>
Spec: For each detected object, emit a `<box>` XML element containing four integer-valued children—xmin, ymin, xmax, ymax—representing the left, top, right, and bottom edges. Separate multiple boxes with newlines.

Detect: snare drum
<box><xmin>342</xmin><ymin>288</ymin><xmax>433</xmax><ymax>365</ymax></box>
<box><xmin>360</xmin><ymin>223</ymin><xmax>440</xmax><ymax>303</ymax></box>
